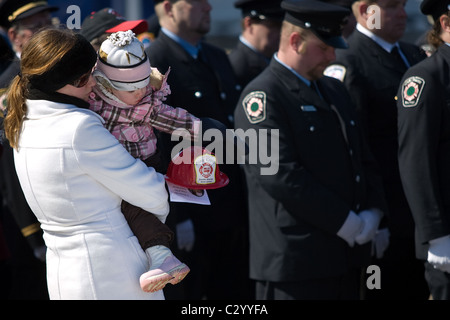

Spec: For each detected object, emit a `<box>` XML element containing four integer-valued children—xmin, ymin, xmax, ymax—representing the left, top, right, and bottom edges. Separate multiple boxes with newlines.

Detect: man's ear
<box><xmin>7</xmin><ymin>27</ymin><xmax>17</xmax><ymax>44</ymax></box>
<box><xmin>359</xmin><ymin>2</ymin><xmax>370</xmax><ymax>20</ymax></box>
<box><xmin>291</xmin><ymin>31</ymin><xmax>306</xmax><ymax>54</ymax></box>
<box><xmin>163</xmin><ymin>0</ymin><xmax>175</xmax><ymax>18</ymax></box>
<box><xmin>243</xmin><ymin>16</ymin><xmax>253</xmax><ymax>29</ymax></box>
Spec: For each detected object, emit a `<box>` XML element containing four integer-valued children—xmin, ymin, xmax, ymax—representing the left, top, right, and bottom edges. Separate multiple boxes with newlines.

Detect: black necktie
<box><xmin>310</xmin><ymin>81</ymin><xmax>322</xmax><ymax>99</ymax></box>
<box><xmin>391</xmin><ymin>46</ymin><xmax>408</xmax><ymax>70</ymax></box>
<box><xmin>197</xmin><ymin>47</ymin><xmax>206</xmax><ymax>64</ymax></box>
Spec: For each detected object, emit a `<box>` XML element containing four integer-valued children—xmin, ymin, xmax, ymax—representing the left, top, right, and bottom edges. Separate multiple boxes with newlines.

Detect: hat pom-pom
<box><xmin>108</xmin><ymin>30</ymin><xmax>136</xmax><ymax>47</ymax></box>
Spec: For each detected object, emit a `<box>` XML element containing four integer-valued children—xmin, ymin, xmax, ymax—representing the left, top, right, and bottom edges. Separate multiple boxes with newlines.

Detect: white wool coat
<box><xmin>13</xmin><ymin>99</ymin><xmax>169</xmax><ymax>300</ymax></box>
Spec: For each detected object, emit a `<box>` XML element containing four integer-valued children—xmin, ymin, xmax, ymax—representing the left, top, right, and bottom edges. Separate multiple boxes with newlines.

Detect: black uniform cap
<box><xmin>281</xmin><ymin>0</ymin><xmax>350</xmax><ymax>49</ymax></box>
<box><xmin>420</xmin><ymin>0</ymin><xmax>450</xmax><ymax>20</ymax></box>
<box><xmin>320</xmin><ymin>0</ymin><xmax>355</xmax><ymax>9</ymax></box>
<box><xmin>0</xmin><ymin>0</ymin><xmax>58</xmax><ymax>28</ymax></box>
<box><xmin>234</xmin><ymin>0</ymin><xmax>285</xmax><ymax>21</ymax></box>
<box><xmin>80</xmin><ymin>8</ymin><xmax>148</xmax><ymax>42</ymax></box>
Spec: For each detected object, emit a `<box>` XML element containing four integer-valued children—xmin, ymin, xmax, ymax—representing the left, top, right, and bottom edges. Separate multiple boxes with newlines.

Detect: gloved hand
<box><xmin>355</xmin><ymin>209</ymin><xmax>383</xmax><ymax>245</ymax></box>
<box><xmin>337</xmin><ymin>210</ymin><xmax>364</xmax><ymax>247</ymax></box>
<box><xmin>176</xmin><ymin>219</ymin><xmax>195</xmax><ymax>252</ymax></box>
<box><xmin>371</xmin><ymin>228</ymin><xmax>390</xmax><ymax>259</ymax></box>
<box><xmin>428</xmin><ymin>235</ymin><xmax>450</xmax><ymax>273</ymax></box>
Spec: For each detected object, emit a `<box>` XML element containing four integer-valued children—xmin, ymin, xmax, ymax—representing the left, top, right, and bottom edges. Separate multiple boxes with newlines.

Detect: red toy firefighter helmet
<box><xmin>165</xmin><ymin>146</ymin><xmax>229</xmax><ymax>190</ymax></box>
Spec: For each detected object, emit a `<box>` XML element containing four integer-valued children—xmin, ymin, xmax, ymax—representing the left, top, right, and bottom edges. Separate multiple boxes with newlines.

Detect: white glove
<box><xmin>176</xmin><ymin>219</ymin><xmax>195</xmax><ymax>252</ymax></box>
<box><xmin>428</xmin><ymin>235</ymin><xmax>450</xmax><ymax>273</ymax></box>
<box><xmin>371</xmin><ymin>228</ymin><xmax>390</xmax><ymax>259</ymax></box>
<box><xmin>337</xmin><ymin>210</ymin><xmax>364</xmax><ymax>247</ymax></box>
<box><xmin>355</xmin><ymin>209</ymin><xmax>383</xmax><ymax>245</ymax></box>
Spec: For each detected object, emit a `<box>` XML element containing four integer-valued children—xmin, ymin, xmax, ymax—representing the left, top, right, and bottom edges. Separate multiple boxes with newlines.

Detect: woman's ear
<box><xmin>440</xmin><ymin>14</ymin><xmax>450</xmax><ymax>33</ymax></box>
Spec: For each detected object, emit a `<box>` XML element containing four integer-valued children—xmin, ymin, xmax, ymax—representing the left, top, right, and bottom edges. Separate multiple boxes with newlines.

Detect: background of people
<box><xmin>324</xmin><ymin>0</ymin><xmax>430</xmax><ymax>299</ymax></box>
<box><xmin>0</xmin><ymin>0</ymin><xmax>446</xmax><ymax>300</ymax></box>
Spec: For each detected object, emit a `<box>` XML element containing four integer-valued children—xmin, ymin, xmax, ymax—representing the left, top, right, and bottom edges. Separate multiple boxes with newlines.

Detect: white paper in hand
<box><xmin>166</xmin><ymin>180</ymin><xmax>211</xmax><ymax>205</ymax></box>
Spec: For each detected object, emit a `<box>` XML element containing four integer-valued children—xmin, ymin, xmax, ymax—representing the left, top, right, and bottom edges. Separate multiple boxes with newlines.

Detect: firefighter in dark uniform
<box><xmin>234</xmin><ymin>0</ymin><xmax>388</xmax><ymax>299</ymax></box>
<box><xmin>229</xmin><ymin>0</ymin><xmax>284</xmax><ymax>89</ymax></box>
<box><xmin>397</xmin><ymin>0</ymin><xmax>450</xmax><ymax>300</ymax></box>
<box><xmin>324</xmin><ymin>0</ymin><xmax>429</xmax><ymax>300</ymax></box>
<box><xmin>146</xmin><ymin>0</ymin><xmax>250</xmax><ymax>299</ymax></box>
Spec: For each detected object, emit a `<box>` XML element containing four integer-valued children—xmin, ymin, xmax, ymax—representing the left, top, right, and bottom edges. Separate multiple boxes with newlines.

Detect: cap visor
<box><xmin>106</xmin><ymin>20</ymin><xmax>148</xmax><ymax>35</ymax></box>
<box><xmin>16</xmin><ymin>5</ymin><xmax>59</xmax><ymax>21</ymax></box>
<box><xmin>323</xmin><ymin>36</ymin><xmax>348</xmax><ymax>49</ymax></box>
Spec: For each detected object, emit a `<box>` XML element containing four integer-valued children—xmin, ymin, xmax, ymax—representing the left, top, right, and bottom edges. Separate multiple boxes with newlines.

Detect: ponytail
<box><xmin>4</xmin><ymin>73</ymin><xmax>28</xmax><ymax>149</ymax></box>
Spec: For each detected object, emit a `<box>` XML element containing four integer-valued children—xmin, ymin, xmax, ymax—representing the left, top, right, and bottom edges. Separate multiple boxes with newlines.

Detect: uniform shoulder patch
<box><xmin>242</xmin><ymin>91</ymin><xmax>266</xmax><ymax>124</ymax></box>
<box><xmin>324</xmin><ymin>64</ymin><xmax>346</xmax><ymax>82</ymax></box>
<box><xmin>401</xmin><ymin>76</ymin><xmax>425</xmax><ymax>108</ymax></box>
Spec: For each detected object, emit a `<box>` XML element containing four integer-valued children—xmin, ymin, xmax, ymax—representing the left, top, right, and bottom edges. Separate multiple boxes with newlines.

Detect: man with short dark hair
<box><xmin>0</xmin><ymin>0</ymin><xmax>58</xmax><ymax>88</ymax></box>
<box><xmin>229</xmin><ymin>0</ymin><xmax>284</xmax><ymax>88</ymax></box>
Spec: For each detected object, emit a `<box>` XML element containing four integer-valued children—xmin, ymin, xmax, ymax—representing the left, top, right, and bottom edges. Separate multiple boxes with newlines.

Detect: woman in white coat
<box><xmin>3</xmin><ymin>28</ymin><xmax>169</xmax><ymax>300</ymax></box>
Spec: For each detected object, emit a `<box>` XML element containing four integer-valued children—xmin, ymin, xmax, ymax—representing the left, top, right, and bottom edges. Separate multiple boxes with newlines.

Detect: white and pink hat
<box><xmin>94</xmin><ymin>30</ymin><xmax>152</xmax><ymax>91</ymax></box>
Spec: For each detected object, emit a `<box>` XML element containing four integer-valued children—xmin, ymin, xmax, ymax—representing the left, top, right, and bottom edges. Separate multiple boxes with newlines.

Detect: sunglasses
<box><xmin>72</xmin><ymin>70</ymin><xmax>92</xmax><ymax>88</ymax></box>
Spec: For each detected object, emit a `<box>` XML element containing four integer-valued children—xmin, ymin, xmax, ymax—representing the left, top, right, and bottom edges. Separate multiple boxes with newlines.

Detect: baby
<box><xmin>88</xmin><ymin>30</ymin><xmax>200</xmax><ymax>293</ymax></box>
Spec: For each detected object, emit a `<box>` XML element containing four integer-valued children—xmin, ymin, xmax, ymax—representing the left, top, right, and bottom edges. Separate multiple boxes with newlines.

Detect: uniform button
<box><xmin>350</xmin><ymin>120</ymin><xmax>355</xmax><ymax>126</ymax></box>
<box><xmin>309</xmin><ymin>126</ymin><xmax>315</xmax><ymax>132</ymax></box>
<box><xmin>355</xmin><ymin>175</ymin><xmax>360</xmax><ymax>183</ymax></box>
<box><xmin>349</xmin><ymin>149</ymin><xmax>353</xmax><ymax>156</ymax></box>
<box><xmin>195</xmin><ymin>91</ymin><xmax>202</xmax><ymax>98</ymax></box>
<box><xmin>235</xmin><ymin>84</ymin><xmax>241</xmax><ymax>91</ymax></box>
<box><xmin>220</xmin><ymin>92</ymin><xmax>227</xmax><ymax>100</ymax></box>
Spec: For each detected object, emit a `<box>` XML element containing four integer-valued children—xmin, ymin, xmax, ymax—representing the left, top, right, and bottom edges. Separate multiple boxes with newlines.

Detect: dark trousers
<box><xmin>255</xmin><ymin>269</ymin><xmax>362</xmax><ymax>300</ymax></box>
<box><xmin>164</xmin><ymin>226</ymin><xmax>251</xmax><ymax>300</ymax></box>
<box><xmin>120</xmin><ymin>151</ymin><xmax>174</xmax><ymax>251</ymax></box>
<box><xmin>425</xmin><ymin>261</ymin><xmax>450</xmax><ymax>300</ymax></box>
<box><xmin>362</xmin><ymin>236</ymin><xmax>429</xmax><ymax>300</ymax></box>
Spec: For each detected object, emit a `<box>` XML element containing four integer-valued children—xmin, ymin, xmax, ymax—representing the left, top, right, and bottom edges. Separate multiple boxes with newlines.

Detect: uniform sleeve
<box><xmin>72</xmin><ymin>114</ymin><xmax>169</xmax><ymax>218</ymax></box>
<box><xmin>397</xmin><ymin>69</ymin><xmax>450</xmax><ymax>243</ymax></box>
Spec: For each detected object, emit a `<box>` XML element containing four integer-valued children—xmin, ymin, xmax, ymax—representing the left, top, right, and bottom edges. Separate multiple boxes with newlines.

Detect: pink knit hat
<box><xmin>94</xmin><ymin>30</ymin><xmax>152</xmax><ymax>91</ymax></box>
